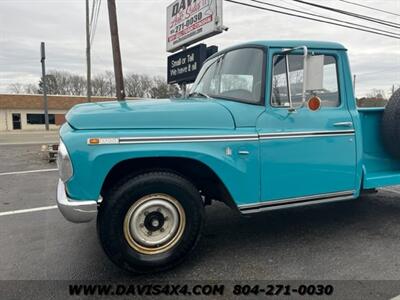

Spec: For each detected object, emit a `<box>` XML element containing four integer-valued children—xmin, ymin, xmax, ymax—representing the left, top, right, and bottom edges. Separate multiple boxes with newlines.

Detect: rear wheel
<box><xmin>97</xmin><ymin>171</ymin><xmax>204</xmax><ymax>274</ymax></box>
<box><xmin>382</xmin><ymin>88</ymin><xmax>400</xmax><ymax>158</ymax></box>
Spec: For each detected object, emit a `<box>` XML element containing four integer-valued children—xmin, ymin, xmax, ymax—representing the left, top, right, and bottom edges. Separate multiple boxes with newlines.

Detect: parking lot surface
<box><xmin>2</xmin><ymin>144</ymin><xmax>400</xmax><ymax>282</ymax></box>
<box><xmin>0</xmin><ymin>130</ymin><xmax>58</xmax><ymax>146</ymax></box>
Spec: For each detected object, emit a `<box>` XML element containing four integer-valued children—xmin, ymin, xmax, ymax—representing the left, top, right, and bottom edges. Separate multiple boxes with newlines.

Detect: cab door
<box><xmin>256</xmin><ymin>50</ymin><xmax>356</xmax><ymax>206</ymax></box>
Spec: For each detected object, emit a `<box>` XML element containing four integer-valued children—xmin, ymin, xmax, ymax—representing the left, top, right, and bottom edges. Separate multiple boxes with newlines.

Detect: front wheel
<box><xmin>97</xmin><ymin>171</ymin><xmax>204</xmax><ymax>274</ymax></box>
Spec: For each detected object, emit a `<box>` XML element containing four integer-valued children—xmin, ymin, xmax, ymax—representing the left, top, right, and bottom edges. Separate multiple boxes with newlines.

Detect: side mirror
<box><xmin>281</xmin><ymin>47</ymin><xmax>325</xmax><ymax>113</ymax></box>
<box><xmin>305</xmin><ymin>55</ymin><xmax>324</xmax><ymax>91</ymax></box>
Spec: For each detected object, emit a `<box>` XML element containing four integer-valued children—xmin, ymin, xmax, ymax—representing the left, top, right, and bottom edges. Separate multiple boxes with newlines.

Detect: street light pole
<box><xmin>107</xmin><ymin>0</ymin><xmax>125</xmax><ymax>100</ymax></box>
<box><xmin>40</xmin><ymin>42</ymin><xmax>49</xmax><ymax>131</ymax></box>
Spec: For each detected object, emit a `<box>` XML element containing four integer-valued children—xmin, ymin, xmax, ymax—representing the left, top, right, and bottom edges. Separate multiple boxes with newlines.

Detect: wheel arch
<box><xmin>100</xmin><ymin>156</ymin><xmax>238</xmax><ymax>211</ymax></box>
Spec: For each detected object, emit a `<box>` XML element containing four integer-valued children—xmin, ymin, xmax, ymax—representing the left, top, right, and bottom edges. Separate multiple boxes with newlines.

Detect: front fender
<box><xmin>61</xmin><ymin>125</ymin><xmax>260</xmax><ymax>207</ymax></box>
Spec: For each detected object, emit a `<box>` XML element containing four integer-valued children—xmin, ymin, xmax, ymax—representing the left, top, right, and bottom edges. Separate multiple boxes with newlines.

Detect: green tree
<box><xmin>38</xmin><ymin>74</ymin><xmax>59</xmax><ymax>95</ymax></box>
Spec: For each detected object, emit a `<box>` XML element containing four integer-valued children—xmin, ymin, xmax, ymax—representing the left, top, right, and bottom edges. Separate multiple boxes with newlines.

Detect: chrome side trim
<box><xmin>88</xmin><ymin>134</ymin><xmax>259</xmax><ymax>145</ymax></box>
<box><xmin>259</xmin><ymin>130</ymin><xmax>355</xmax><ymax>140</ymax></box>
<box><xmin>88</xmin><ymin>130</ymin><xmax>355</xmax><ymax>145</ymax></box>
<box><xmin>119</xmin><ymin>134</ymin><xmax>259</xmax><ymax>144</ymax></box>
<box><xmin>239</xmin><ymin>191</ymin><xmax>355</xmax><ymax>214</ymax></box>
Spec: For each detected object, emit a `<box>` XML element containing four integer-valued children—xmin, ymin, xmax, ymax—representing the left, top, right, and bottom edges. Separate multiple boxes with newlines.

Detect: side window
<box><xmin>271</xmin><ymin>54</ymin><xmax>340</xmax><ymax>108</ymax></box>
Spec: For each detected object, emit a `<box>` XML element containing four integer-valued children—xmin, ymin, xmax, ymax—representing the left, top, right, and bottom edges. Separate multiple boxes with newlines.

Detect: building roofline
<box><xmin>0</xmin><ymin>94</ymin><xmax>118</xmax><ymax>110</ymax></box>
<box><xmin>0</xmin><ymin>93</ymin><xmax>116</xmax><ymax>99</ymax></box>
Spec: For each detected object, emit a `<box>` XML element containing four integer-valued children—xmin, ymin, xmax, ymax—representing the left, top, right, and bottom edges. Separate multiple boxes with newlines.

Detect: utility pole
<box><xmin>353</xmin><ymin>74</ymin><xmax>356</xmax><ymax>96</ymax></box>
<box><xmin>107</xmin><ymin>0</ymin><xmax>125</xmax><ymax>100</ymax></box>
<box><xmin>86</xmin><ymin>0</ymin><xmax>92</xmax><ymax>102</ymax></box>
<box><xmin>40</xmin><ymin>42</ymin><xmax>49</xmax><ymax>131</ymax></box>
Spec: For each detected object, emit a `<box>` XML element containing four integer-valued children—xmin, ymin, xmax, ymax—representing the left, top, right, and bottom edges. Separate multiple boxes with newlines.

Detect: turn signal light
<box><xmin>89</xmin><ymin>138</ymin><xmax>100</xmax><ymax>145</ymax></box>
<box><xmin>308</xmin><ymin>96</ymin><xmax>322</xmax><ymax>111</ymax></box>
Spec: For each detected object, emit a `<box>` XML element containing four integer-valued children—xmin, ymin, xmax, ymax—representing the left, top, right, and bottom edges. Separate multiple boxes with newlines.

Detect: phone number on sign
<box><xmin>233</xmin><ymin>284</ymin><xmax>334</xmax><ymax>296</ymax></box>
<box><xmin>174</xmin><ymin>12</ymin><xmax>203</xmax><ymax>33</ymax></box>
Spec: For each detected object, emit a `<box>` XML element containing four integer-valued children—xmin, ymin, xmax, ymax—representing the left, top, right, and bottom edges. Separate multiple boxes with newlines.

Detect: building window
<box><xmin>26</xmin><ymin>114</ymin><xmax>55</xmax><ymax>125</ymax></box>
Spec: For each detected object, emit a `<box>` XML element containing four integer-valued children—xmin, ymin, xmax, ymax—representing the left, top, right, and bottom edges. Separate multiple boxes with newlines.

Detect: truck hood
<box><xmin>66</xmin><ymin>98</ymin><xmax>235</xmax><ymax>130</ymax></box>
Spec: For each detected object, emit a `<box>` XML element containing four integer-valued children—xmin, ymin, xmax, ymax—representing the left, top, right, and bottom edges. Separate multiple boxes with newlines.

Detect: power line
<box><xmin>290</xmin><ymin>0</ymin><xmax>400</xmax><ymax>29</ymax></box>
<box><xmin>293</xmin><ymin>0</ymin><xmax>400</xmax><ymax>28</ymax></box>
<box><xmin>89</xmin><ymin>0</ymin><xmax>96</xmax><ymax>33</ymax></box>
<box><xmin>337</xmin><ymin>0</ymin><xmax>400</xmax><ymax>17</ymax></box>
<box><xmin>248</xmin><ymin>0</ymin><xmax>400</xmax><ymax>38</ymax></box>
<box><xmin>224</xmin><ymin>0</ymin><xmax>400</xmax><ymax>39</ymax></box>
<box><xmin>357</xmin><ymin>65</ymin><xmax>400</xmax><ymax>77</ymax></box>
<box><xmin>90</xmin><ymin>0</ymin><xmax>98</xmax><ymax>34</ymax></box>
<box><xmin>90</xmin><ymin>0</ymin><xmax>101</xmax><ymax>44</ymax></box>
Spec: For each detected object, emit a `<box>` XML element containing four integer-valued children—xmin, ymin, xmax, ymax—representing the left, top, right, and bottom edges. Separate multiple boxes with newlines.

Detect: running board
<box><xmin>239</xmin><ymin>191</ymin><xmax>356</xmax><ymax>215</ymax></box>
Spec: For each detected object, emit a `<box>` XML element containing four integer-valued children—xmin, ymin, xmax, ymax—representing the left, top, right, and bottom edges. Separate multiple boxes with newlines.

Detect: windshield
<box><xmin>190</xmin><ymin>48</ymin><xmax>264</xmax><ymax>104</ymax></box>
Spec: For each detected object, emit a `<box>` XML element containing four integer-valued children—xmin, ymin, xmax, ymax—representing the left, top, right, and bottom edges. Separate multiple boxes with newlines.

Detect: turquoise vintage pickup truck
<box><xmin>57</xmin><ymin>40</ymin><xmax>400</xmax><ymax>274</ymax></box>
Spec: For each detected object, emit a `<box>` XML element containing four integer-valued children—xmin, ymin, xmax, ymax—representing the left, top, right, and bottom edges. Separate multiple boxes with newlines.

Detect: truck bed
<box><xmin>359</xmin><ymin>107</ymin><xmax>400</xmax><ymax>189</ymax></box>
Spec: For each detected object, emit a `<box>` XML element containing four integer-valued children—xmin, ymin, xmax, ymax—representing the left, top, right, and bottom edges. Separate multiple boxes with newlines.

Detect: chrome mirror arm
<box><xmin>284</xmin><ymin>54</ymin><xmax>293</xmax><ymax>112</ymax></box>
<box><xmin>281</xmin><ymin>46</ymin><xmax>309</xmax><ymax>113</ymax></box>
<box><xmin>301</xmin><ymin>46</ymin><xmax>308</xmax><ymax>106</ymax></box>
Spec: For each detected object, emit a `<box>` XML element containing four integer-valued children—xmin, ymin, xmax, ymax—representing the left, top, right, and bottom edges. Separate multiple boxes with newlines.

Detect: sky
<box><xmin>0</xmin><ymin>0</ymin><xmax>399</xmax><ymax>97</ymax></box>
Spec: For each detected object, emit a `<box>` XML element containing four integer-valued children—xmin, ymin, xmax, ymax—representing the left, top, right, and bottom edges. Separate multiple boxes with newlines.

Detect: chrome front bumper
<box><xmin>56</xmin><ymin>179</ymin><xmax>98</xmax><ymax>223</ymax></box>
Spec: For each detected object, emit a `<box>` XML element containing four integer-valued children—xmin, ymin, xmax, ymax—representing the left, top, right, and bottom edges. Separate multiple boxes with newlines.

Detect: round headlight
<box><xmin>57</xmin><ymin>140</ymin><xmax>73</xmax><ymax>182</ymax></box>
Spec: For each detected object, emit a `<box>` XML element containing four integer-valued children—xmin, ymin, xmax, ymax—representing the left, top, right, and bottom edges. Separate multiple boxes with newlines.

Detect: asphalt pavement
<box><xmin>2</xmin><ymin>144</ymin><xmax>400</xmax><ymax>284</ymax></box>
<box><xmin>0</xmin><ymin>130</ymin><xmax>59</xmax><ymax>145</ymax></box>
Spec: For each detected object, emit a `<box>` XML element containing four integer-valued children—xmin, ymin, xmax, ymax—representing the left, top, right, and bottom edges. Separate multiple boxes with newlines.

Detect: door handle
<box><xmin>333</xmin><ymin>122</ymin><xmax>353</xmax><ymax>127</ymax></box>
<box><xmin>238</xmin><ymin>150</ymin><xmax>250</xmax><ymax>156</ymax></box>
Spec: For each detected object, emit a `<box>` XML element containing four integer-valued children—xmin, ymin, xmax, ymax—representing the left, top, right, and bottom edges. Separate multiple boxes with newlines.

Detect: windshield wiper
<box><xmin>188</xmin><ymin>92</ymin><xmax>211</xmax><ymax>99</ymax></box>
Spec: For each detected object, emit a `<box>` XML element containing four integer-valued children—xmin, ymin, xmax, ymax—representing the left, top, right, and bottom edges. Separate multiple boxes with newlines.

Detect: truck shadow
<box><xmin>105</xmin><ymin>191</ymin><xmax>400</xmax><ymax>279</ymax></box>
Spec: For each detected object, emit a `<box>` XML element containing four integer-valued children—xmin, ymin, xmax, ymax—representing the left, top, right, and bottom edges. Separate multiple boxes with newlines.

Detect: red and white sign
<box><xmin>167</xmin><ymin>0</ymin><xmax>224</xmax><ymax>53</ymax></box>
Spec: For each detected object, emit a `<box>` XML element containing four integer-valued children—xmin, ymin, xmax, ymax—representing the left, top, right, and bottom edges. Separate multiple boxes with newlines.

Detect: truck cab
<box><xmin>56</xmin><ymin>40</ymin><xmax>400</xmax><ymax>273</ymax></box>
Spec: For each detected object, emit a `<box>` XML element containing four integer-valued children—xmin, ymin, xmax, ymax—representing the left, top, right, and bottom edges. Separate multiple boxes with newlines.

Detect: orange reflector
<box><xmin>308</xmin><ymin>96</ymin><xmax>321</xmax><ymax>111</ymax></box>
<box><xmin>89</xmin><ymin>138</ymin><xmax>100</xmax><ymax>144</ymax></box>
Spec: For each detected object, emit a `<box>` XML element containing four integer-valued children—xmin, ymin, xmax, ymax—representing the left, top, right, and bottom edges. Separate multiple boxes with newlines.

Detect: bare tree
<box><xmin>367</xmin><ymin>88</ymin><xmax>387</xmax><ymax>99</ymax></box>
<box><xmin>8</xmin><ymin>70</ymin><xmax>181</xmax><ymax>99</ymax></box>
<box><xmin>149</xmin><ymin>76</ymin><xmax>180</xmax><ymax>99</ymax></box>
<box><xmin>125</xmin><ymin>74</ymin><xmax>152</xmax><ymax>98</ymax></box>
<box><xmin>24</xmin><ymin>83</ymin><xmax>38</xmax><ymax>94</ymax></box>
<box><xmin>50</xmin><ymin>71</ymin><xmax>70</xmax><ymax>95</ymax></box>
<box><xmin>69</xmin><ymin>74</ymin><xmax>87</xmax><ymax>95</ymax></box>
<box><xmin>92</xmin><ymin>73</ymin><xmax>111</xmax><ymax>97</ymax></box>
<box><xmin>8</xmin><ymin>83</ymin><xmax>25</xmax><ymax>94</ymax></box>
<box><xmin>105</xmin><ymin>71</ymin><xmax>116</xmax><ymax>96</ymax></box>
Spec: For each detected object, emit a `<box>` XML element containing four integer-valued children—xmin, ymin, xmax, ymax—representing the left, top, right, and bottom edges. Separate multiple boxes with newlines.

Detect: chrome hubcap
<box><xmin>123</xmin><ymin>194</ymin><xmax>186</xmax><ymax>255</ymax></box>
